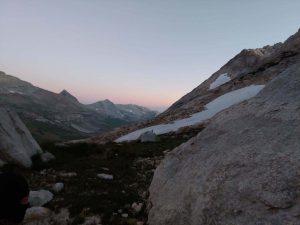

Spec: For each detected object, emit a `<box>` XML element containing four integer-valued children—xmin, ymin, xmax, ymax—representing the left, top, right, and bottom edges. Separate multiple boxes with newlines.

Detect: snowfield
<box><xmin>209</xmin><ymin>73</ymin><xmax>231</xmax><ymax>90</ymax></box>
<box><xmin>115</xmin><ymin>85</ymin><xmax>265</xmax><ymax>142</ymax></box>
<box><xmin>71</xmin><ymin>124</ymin><xmax>93</xmax><ymax>133</ymax></box>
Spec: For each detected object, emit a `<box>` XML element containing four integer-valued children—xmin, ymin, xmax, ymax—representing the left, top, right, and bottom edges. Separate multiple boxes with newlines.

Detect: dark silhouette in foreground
<box><xmin>0</xmin><ymin>172</ymin><xmax>29</xmax><ymax>224</ymax></box>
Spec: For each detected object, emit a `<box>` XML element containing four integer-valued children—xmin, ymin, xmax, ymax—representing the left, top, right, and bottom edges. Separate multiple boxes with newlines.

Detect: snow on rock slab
<box><xmin>29</xmin><ymin>190</ymin><xmax>54</xmax><ymax>207</ymax></box>
<box><xmin>71</xmin><ymin>123</ymin><xmax>94</xmax><ymax>133</ymax></box>
<box><xmin>148</xmin><ymin>64</ymin><xmax>300</xmax><ymax>225</ymax></box>
<box><xmin>0</xmin><ymin>108</ymin><xmax>42</xmax><ymax>167</ymax></box>
<box><xmin>52</xmin><ymin>182</ymin><xmax>64</xmax><ymax>193</ymax></box>
<box><xmin>116</xmin><ymin>85</ymin><xmax>265</xmax><ymax>142</ymax></box>
<box><xmin>139</xmin><ymin>130</ymin><xmax>158</xmax><ymax>142</ymax></box>
<box><xmin>97</xmin><ymin>173</ymin><xmax>114</xmax><ymax>180</ymax></box>
<box><xmin>209</xmin><ymin>73</ymin><xmax>231</xmax><ymax>90</ymax></box>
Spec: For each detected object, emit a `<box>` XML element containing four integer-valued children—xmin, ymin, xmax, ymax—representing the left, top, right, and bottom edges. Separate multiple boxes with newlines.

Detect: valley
<box><xmin>0</xmin><ymin>7</ymin><xmax>300</xmax><ymax>224</ymax></box>
<box><xmin>0</xmin><ymin>72</ymin><xmax>157</xmax><ymax>143</ymax></box>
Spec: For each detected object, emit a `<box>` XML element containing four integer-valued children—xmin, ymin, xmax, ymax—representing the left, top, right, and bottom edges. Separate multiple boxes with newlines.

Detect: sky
<box><xmin>0</xmin><ymin>1</ymin><xmax>300</xmax><ymax>111</ymax></box>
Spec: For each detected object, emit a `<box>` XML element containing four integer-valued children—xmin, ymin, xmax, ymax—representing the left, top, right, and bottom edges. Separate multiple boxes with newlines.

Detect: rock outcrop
<box><xmin>0</xmin><ymin>108</ymin><xmax>42</xmax><ymax>167</ymax></box>
<box><xmin>148</xmin><ymin>58</ymin><xmax>300</xmax><ymax>224</ymax></box>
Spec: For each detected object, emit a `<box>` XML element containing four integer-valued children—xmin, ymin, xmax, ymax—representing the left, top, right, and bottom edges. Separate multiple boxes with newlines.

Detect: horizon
<box><xmin>1</xmin><ymin>1</ymin><xmax>300</xmax><ymax>111</ymax></box>
<box><xmin>0</xmin><ymin>70</ymin><xmax>166</xmax><ymax>112</ymax></box>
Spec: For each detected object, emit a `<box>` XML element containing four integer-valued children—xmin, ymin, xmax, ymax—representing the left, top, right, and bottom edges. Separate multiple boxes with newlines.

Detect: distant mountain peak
<box><xmin>59</xmin><ymin>89</ymin><xmax>78</xmax><ymax>102</ymax></box>
<box><xmin>60</xmin><ymin>89</ymin><xmax>71</xmax><ymax>95</ymax></box>
<box><xmin>87</xmin><ymin>100</ymin><xmax>157</xmax><ymax>122</ymax></box>
<box><xmin>0</xmin><ymin>71</ymin><xmax>6</xmax><ymax>77</ymax></box>
<box><xmin>92</xmin><ymin>99</ymin><xmax>114</xmax><ymax>106</ymax></box>
<box><xmin>0</xmin><ymin>71</ymin><xmax>22</xmax><ymax>81</ymax></box>
<box><xmin>103</xmin><ymin>99</ymin><xmax>113</xmax><ymax>104</ymax></box>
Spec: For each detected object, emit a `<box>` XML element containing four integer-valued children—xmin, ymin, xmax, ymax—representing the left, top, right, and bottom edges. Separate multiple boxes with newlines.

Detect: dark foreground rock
<box><xmin>148</xmin><ymin>60</ymin><xmax>300</xmax><ymax>225</ymax></box>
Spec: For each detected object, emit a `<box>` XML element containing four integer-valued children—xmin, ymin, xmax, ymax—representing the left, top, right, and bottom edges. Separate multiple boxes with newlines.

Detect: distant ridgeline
<box><xmin>0</xmin><ymin>71</ymin><xmax>157</xmax><ymax>143</ymax></box>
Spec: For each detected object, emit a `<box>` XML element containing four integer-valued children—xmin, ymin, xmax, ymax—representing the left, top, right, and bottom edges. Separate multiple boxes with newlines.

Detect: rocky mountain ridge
<box><xmin>90</xmin><ymin>29</ymin><xmax>300</xmax><ymax>144</ymax></box>
<box><xmin>87</xmin><ymin>99</ymin><xmax>157</xmax><ymax>122</ymax></box>
<box><xmin>148</xmin><ymin>50</ymin><xmax>300</xmax><ymax>225</ymax></box>
<box><xmin>0</xmin><ymin>72</ymin><xmax>157</xmax><ymax>143</ymax></box>
<box><xmin>160</xmin><ymin>29</ymin><xmax>299</xmax><ymax>120</ymax></box>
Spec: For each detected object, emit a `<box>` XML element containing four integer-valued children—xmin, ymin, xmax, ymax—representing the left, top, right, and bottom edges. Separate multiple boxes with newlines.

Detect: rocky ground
<box><xmin>1</xmin><ymin>127</ymin><xmax>204</xmax><ymax>225</ymax></box>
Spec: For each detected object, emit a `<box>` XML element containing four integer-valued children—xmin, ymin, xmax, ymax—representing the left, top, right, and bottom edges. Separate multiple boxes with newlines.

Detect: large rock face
<box><xmin>0</xmin><ymin>108</ymin><xmax>42</xmax><ymax>167</ymax></box>
<box><xmin>148</xmin><ymin>59</ymin><xmax>300</xmax><ymax>225</ymax></box>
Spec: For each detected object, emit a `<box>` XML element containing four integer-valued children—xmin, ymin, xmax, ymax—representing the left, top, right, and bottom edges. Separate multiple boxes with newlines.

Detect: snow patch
<box><xmin>71</xmin><ymin>124</ymin><xmax>93</xmax><ymax>133</ymax></box>
<box><xmin>8</xmin><ymin>90</ymin><xmax>24</xmax><ymax>95</ymax></box>
<box><xmin>36</xmin><ymin>117</ymin><xmax>54</xmax><ymax>124</ymax></box>
<box><xmin>116</xmin><ymin>85</ymin><xmax>265</xmax><ymax>142</ymax></box>
<box><xmin>209</xmin><ymin>73</ymin><xmax>231</xmax><ymax>90</ymax></box>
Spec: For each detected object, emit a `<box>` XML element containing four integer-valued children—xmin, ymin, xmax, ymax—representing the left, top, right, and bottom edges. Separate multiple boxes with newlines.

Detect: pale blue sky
<box><xmin>1</xmin><ymin>0</ymin><xmax>300</xmax><ymax>111</ymax></box>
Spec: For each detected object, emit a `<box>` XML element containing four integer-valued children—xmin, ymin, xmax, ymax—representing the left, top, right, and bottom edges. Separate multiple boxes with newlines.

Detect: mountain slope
<box><xmin>159</xmin><ymin>30</ymin><xmax>300</xmax><ymax>120</ymax></box>
<box><xmin>148</xmin><ymin>53</ymin><xmax>300</xmax><ymax>225</ymax></box>
<box><xmin>87</xmin><ymin>100</ymin><xmax>157</xmax><ymax>122</ymax></box>
<box><xmin>94</xmin><ymin>29</ymin><xmax>300</xmax><ymax>144</ymax></box>
<box><xmin>116</xmin><ymin>85</ymin><xmax>265</xmax><ymax>142</ymax></box>
<box><xmin>0</xmin><ymin>72</ymin><xmax>111</xmax><ymax>142</ymax></box>
<box><xmin>0</xmin><ymin>72</ymin><xmax>156</xmax><ymax>143</ymax></box>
